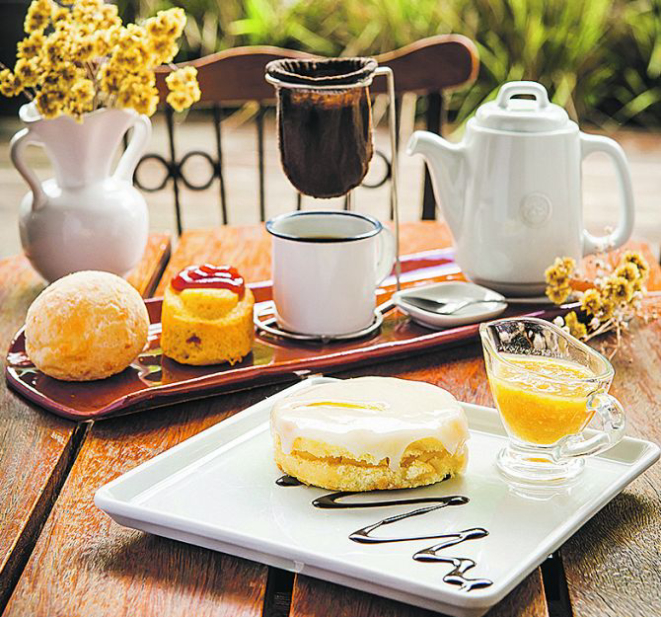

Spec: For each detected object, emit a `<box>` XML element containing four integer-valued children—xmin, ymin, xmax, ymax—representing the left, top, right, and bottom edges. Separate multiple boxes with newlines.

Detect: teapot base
<box><xmin>468</xmin><ymin>276</ymin><xmax>547</xmax><ymax>298</ymax></box>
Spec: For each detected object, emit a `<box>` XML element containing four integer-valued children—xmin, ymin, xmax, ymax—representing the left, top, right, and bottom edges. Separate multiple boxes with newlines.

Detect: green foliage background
<box><xmin>118</xmin><ymin>0</ymin><xmax>661</xmax><ymax>127</ymax></box>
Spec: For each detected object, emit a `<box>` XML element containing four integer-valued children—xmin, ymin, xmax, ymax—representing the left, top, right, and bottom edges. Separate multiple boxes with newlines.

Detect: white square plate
<box><xmin>95</xmin><ymin>377</ymin><xmax>659</xmax><ymax>617</ymax></box>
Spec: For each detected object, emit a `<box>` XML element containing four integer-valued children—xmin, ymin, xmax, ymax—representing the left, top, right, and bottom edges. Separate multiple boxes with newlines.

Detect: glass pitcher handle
<box><xmin>553</xmin><ymin>392</ymin><xmax>626</xmax><ymax>460</ymax></box>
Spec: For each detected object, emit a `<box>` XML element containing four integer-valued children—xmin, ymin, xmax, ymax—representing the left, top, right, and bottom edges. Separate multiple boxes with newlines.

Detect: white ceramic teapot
<box><xmin>407</xmin><ymin>81</ymin><xmax>635</xmax><ymax>296</ymax></box>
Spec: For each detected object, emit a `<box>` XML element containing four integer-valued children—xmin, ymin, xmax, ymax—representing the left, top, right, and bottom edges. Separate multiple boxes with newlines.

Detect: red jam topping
<box><xmin>171</xmin><ymin>264</ymin><xmax>245</xmax><ymax>298</ymax></box>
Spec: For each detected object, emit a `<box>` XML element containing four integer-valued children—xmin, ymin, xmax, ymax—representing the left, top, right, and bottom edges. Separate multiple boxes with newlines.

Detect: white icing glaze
<box><xmin>271</xmin><ymin>377</ymin><xmax>469</xmax><ymax>470</ymax></box>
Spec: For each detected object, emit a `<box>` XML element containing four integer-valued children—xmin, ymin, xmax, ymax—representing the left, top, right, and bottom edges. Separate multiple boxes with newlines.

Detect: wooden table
<box><xmin>1</xmin><ymin>222</ymin><xmax>659</xmax><ymax>617</ymax></box>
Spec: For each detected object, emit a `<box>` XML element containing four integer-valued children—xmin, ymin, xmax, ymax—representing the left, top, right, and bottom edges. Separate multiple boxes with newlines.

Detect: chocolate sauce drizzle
<box><xmin>413</xmin><ymin>529</ymin><xmax>492</xmax><ymax>591</ymax></box>
<box><xmin>275</xmin><ymin>476</ymin><xmax>493</xmax><ymax>592</ymax></box>
<box><xmin>313</xmin><ymin>490</ymin><xmax>466</xmax><ymax>510</ymax></box>
<box><xmin>348</xmin><ymin>498</ymin><xmax>469</xmax><ymax>544</ymax></box>
<box><xmin>276</xmin><ymin>475</ymin><xmax>303</xmax><ymax>487</ymax></box>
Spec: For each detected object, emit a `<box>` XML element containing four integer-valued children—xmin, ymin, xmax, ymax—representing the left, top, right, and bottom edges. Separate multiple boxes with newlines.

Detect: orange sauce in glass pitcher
<box><xmin>489</xmin><ymin>355</ymin><xmax>600</xmax><ymax>445</ymax></box>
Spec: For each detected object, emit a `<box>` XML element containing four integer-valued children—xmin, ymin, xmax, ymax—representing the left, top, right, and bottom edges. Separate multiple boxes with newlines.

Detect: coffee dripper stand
<box><xmin>255</xmin><ymin>65</ymin><xmax>402</xmax><ymax>343</ymax></box>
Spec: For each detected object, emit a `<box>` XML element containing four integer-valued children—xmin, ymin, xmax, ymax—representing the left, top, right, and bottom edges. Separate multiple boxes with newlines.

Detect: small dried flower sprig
<box><xmin>545</xmin><ymin>251</ymin><xmax>651</xmax><ymax>354</ymax></box>
<box><xmin>0</xmin><ymin>0</ymin><xmax>201</xmax><ymax>121</ymax></box>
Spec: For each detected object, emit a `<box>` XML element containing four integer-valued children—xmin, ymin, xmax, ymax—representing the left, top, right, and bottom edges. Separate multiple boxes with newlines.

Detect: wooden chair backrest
<box><xmin>139</xmin><ymin>35</ymin><xmax>478</xmax><ymax>232</ymax></box>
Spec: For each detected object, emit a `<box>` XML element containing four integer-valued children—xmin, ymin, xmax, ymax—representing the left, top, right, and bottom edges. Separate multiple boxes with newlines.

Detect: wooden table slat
<box><xmin>154</xmin><ymin>221</ymin><xmax>455</xmax><ymax>295</ymax></box>
<box><xmin>560</xmin><ymin>321</ymin><xmax>661</xmax><ymax>617</ymax></box>
<box><xmin>2</xmin><ymin>392</ymin><xmax>272</xmax><ymax>617</ymax></box>
<box><xmin>290</xmin><ymin>569</ymin><xmax>548</xmax><ymax>617</ymax></box>
<box><xmin>0</xmin><ymin>235</ymin><xmax>170</xmax><ymax>610</ymax></box>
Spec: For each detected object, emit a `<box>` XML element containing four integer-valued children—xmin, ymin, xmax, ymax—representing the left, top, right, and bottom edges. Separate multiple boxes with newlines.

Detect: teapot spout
<box><xmin>407</xmin><ymin>130</ymin><xmax>465</xmax><ymax>237</ymax></box>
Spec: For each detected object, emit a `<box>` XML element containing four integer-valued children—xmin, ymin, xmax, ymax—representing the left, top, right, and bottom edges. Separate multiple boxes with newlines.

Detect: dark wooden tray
<box><xmin>5</xmin><ymin>249</ymin><xmax>568</xmax><ymax>420</ymax></box>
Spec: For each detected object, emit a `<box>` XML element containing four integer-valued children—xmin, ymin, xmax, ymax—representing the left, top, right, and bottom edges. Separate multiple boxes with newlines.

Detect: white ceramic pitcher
<box><xmin>408</xmin><ymin>81</ymin><xmax>635</xmax><ymax>296</ymax></box>
<box><xmin>10</xmin><ymin>103</ymin><xmax>151</xmax><ymax>282</ymax></box>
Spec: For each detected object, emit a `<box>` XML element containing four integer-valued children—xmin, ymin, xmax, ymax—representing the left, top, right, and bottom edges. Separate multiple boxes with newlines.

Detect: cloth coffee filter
<box><xmin>266</xmin><ymin>58</ymin><xmax>378</xmax><ymax>198</ymax></box>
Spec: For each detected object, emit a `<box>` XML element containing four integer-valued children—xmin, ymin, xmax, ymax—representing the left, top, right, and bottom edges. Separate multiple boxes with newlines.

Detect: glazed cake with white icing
<box><xmin>270</xmin><ymin>376</ymin><xmax>469</xmax><ymax>491</ymax></box>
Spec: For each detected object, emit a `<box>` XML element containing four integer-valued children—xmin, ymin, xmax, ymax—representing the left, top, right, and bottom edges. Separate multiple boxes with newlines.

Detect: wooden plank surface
<box><xmin>560</xmin><ymin>320</ymin><xmax>661</xmax><ymax>617</ymax></box>
<box><xmin>0</xmin><ymin>233</ymin><xmax>170</xmax><ymax>610</ymax></box>
<box><xmin>155</xmin><ymin>221</ymin><xmax>455</xmax><ymax>295</ymax></box>
<box><xmin>291</xmin><ymin>569</ymin><xmax>547</xmax><ymax>617</ymax></box>
<box><xmin>2</xmin><ymin>391</ymin><xmax>274</xmax><ymax>617</ymax></box>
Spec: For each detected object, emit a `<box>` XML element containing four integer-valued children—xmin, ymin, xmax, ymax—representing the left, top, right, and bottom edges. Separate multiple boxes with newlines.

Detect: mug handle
<box><xmin>10</xmin><ymin>128</ymin><xmax>47</xmax><ymax>211</ymax></box>
<box><xmin>114</xmin><ymin>114</ymin><xmax>152</xmax><ymax>183</ymax></box>
<box><xmin>375</xmin><ymin>226</ymin><xmax>396</xmax><ymax>285</ymax></box>
<box><xmin>553</xmin><ymin>392</ymin><xmax>626</xmax><ymax>460</ymax></box>
<box><xmin>580</xmin><ymin>133</ymin><xmax>635</xmax><ymax>255</ymax></box>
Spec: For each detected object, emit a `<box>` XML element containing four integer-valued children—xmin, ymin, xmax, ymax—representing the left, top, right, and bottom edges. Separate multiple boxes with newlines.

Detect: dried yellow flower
<box><xmin>36</xmin><ymin>87</ymin><xmax>65</xmax><ymax>118</ymax></box>
<box><xmin>3</xmin><ymin>1</ymin><xmax>197</xmax><ymax>120</ymax></box>
<box><xmin>564</xmin><ymin>311</ymin><xmax>588</xmax><ymax>339</ymax></box>
<box><xmin>51</xmin><ymin>5</ymin><xmax>70</xmax><ymax>26</ymax></box>
<box><xmin>14</xmin><ymin>58</ymin><xmax>40</xmax><ymax>88</ymax></box>
<box><xmin>113</xmin><ymin>68</ymin><xmax>159</xmax><ymax>117</ymax></box>
<box><xmin>546</xmin><ymin>284</ymin><xmax>572</xmax><ymax>305</ymax></box>
<box><xmin>44</xmin><ymin>28</ymin><xmax>71</xmax><ymax>67</ymax></box>
<box><xmin>621</xmin><ymin>251</ymin><xmax>649</xmax><ymax>278</ymax></box>
<box><xmin>145</xmin><ymin>8</ymin><xmax>186</xmax><ymax>40</ymax></box>
<box><xmin>24</xmin><ymin>0</ymin><xmax>51</xmax><ymax>34</ymax></box>
<box><xmin>72</xmin><ymin>0</ymin><xmax>103</xmax><ymax>25</ymax></box>
<box><xmin>149</xmin><ymin>37</ymin><xmax>179</xmax><ymax>65</ymax></box>
<box><xmin>580</xmin><ymin>288</ymin><xmax>602</xmax><ymax>317</ymax></box>
<box><xmin>0</xmin><ymin>69</ymin><xmax>23</xmax><ymax>97</ymax></box>
<box><xmin>600</xmin><ymin>297</ymin><xmax>615</xmax><ymax>321</ymax></box>
<box><xmin>99</xmin><ymin>4</ymin><xmax>121</xmax><ymax>29</ymax></box>
<box><xmin>545</xmin><ymin>256</ymin><xmax>575</xmax><ymax>286</ymax></box>
<box><xmin>17</xmin><ymin>31</ymin><xmax>45</xmax><ymax>61</ymax></box>
<box><xmin>615</xmin><ymin>262</ymin><xmax>643</xmax><ymax>291</ymax></box>
<box><xmin>165</xmin><ymin>66</ymin><xmax>201</xmax><ymax>112</ymax></box>
<box><xmin>166</xmin><ymin>90</ymin><xmax>193</xmax><ymax>112</ymax></box>
<box><xmin>545</xmin><ymin>250</ymin><xmax>649</xmax><ymax>351</ymax></box>
<box><xmin>130</xmin><ymin>88</ymin><xmax>159</xmax><ymax>116</ymax></box>
<box><xmin>76</xmin><ymin>36</ymin><xmax>96</xmax><ymax>62</ymax></box>
<box><xmin>67</xmin><ymin>79</ymin><xmax>95</xmax><ymax>120</ymax></box>
<box><xmin>602</xmin><ymin>276</ymin><xmax>634</xmax><ymax>304</ymax></box>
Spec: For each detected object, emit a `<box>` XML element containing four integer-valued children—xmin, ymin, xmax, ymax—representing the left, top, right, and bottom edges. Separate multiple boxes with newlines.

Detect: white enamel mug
<box><xmin>266</xmin><ymin>211</ymin><xmax>396</xmax><ymax>337</ymax></box>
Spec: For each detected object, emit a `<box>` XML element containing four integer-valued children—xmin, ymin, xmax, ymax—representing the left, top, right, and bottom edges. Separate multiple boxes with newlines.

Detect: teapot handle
<box><xmin>10</xmin><ymin>128</ymin><xmax>47</xmax><ymax>211</ymax></box>
<box><xmin>114</xmin><ymin>114</ymin><xmax>152</xmax><ymax>183</ymax></box>
<box><xmin>580</xmin><ymin>133</ymin><xmax>635</xmax><ymax>255</ymax></box>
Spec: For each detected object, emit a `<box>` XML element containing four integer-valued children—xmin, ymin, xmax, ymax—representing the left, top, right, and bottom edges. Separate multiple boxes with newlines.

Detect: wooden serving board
<box><xmin>5</xmin><ymin>248</ymin><xmax>571</xmax><ymax>420</ymax></box>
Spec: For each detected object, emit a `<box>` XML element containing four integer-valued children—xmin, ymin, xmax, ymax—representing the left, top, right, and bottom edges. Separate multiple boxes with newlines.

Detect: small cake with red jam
<box><xmin>161</xmin><ymin>264</ymin><xmax>255</xmax><ymax>365</ymax></box>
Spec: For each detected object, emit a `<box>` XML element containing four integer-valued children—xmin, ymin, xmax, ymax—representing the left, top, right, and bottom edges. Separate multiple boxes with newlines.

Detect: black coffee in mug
<box><xmin>265</xmin><ymin>58</ymin><xmax>377</xmax><ymax>198</ymax></box>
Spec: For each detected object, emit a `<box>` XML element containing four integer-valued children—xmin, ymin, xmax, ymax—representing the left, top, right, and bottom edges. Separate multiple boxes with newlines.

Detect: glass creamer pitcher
<box><xmin>480</xmin><ymin>317</ymin><xmax>626</xmax><ymax>484</ymax></box>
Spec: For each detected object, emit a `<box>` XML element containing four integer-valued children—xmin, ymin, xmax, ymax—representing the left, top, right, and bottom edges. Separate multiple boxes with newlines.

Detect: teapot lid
<box><xmin>475</xmin><ymin>81</ymin><xmax>569</xmax><ymax>133</ymax></box>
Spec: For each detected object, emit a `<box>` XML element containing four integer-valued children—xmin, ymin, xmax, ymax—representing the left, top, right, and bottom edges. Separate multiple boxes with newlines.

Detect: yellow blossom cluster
<box><xmin>0</xmin><ymin>0</ymin><xmax>200</xmax><ymax>121</ymax></box>
<box><xmin>165</xmin><ymin>66</ymin><xmax>201</xmax><ymax>112</ymax></box>
<box><xmin>546</xmin><ymin>251</ymin><xmax>649</xmax><ymax>341</ymax></box>
<box><xmin>544</xmin><ymin>257</ymin><xmax>575</xmax><ymax>304</ymax></box>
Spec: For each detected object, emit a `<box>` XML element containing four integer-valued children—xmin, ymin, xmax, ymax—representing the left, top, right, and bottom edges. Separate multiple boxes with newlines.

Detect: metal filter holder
<box><xmin>265</xmin><ymin>60</ymin><xmax>402</xmax><ymax>293</ymax></box>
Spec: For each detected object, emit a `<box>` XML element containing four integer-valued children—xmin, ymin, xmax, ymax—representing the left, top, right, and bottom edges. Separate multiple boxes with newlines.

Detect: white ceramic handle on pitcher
<box><xmin>10</xmin><ymin>128</ymin><xmax>47</xmax><ymax>211</ymax></box>
<box><xmin>553</xmin><ymin>392</ymin><xmax>626</xmax><ymax>461</ymax></box>
<box><xmin>581</xmin><ymin>133</ymin><xmax>635</xmax><ymax>255</ymax></box>
<box><xmin>375</xmin><ymin>226</ymin><xmax>396</xmax><ymax>284</ymax></box>
<box><xmin>114</xmin><ymin>114</ymin><xmax>152</xmax><ymax>183</ymax></box>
